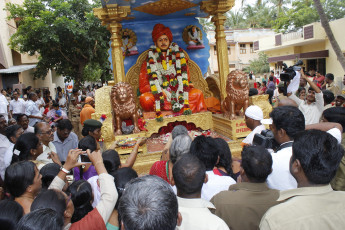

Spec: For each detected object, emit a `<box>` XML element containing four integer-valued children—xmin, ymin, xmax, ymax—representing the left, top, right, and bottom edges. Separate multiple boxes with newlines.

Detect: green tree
<box><xmin>198</xmin><ymin>17</ymin><xmax>215</xmax><ymax>32</ymax></box>
<box><xmin>273</xmin><ymin>0</ymin><xmax>345</xmax><ymax>33</ymax></box>
<box><xmin>313</xmin><ymin>0</ymin><xmax>345</xmax><ymax>71</ymax></box>
<box><xmin>6</xmin><ymin>0</ymin><xmax>112</xmax><ymax>87</ymax></box>
<box><xmin>244</xmin><ymin>52</ymin><xmax>270</xmax><ymax>74</ymax></box>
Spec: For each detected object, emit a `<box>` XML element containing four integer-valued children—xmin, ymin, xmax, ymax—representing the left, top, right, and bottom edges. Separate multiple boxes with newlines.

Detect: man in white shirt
<box><xmin>57</xmin><ymin>91</ymin><xmax>67</xmax><ymax>115</ymax></box>
<box><xmin>172</xmin><ymin>154</ymin><xmax>229</xmax><ymax>230</ymax></box>
<box><xmin>9</xmin><ymin>91</ymin><xmax>26</xmax><ymax>120</ymax></box>
<box><xmin>242</xmin><ymin>105</ymin><xmax>271</xmax><ymax>146</ymax></box>
<box><xmin>190</xmin><ymin>135</ymin><xmax>236</xmax><ymax>200</ymax></box>
<box><xmin>0</xmin><ymin>115</ymin><xmax>10</xmax><ymax>180</ymax></box>
<box><xmin>266</xmin><ymin>106</ymin><xmax>305</xmax><ymax>191</ymax></box>
<box><xmin>35</xmin><ymin>90</ymin><xmax>45</xmax><ymax>115</ymax></box>
<box><xmin>25</xmin><ymin>92</ymin><xmax>44</xmax><ymax>127</ymax></box>
<box><xmin>289</xmin><ymin>70</ymin><xmax>324</xmax><ymax>125</ymax></box>
<box><xmin>35</xmin><ymin>122</ymin><xmax>56</xmax><ymax>164</ymax></box>
<box><xmin>17</xmin><ymin>114</ymin><xmax>35</xmax><ymax>133</ymax></box>
<box><xmin>0</xmin><ymin>92</ymin><xmax>9</xmax><ymax>122</ymax></box>
<box><xmin>1</xmin><ymin>124</ymin><xmax>24</xmax><ymax>180</ymax></box>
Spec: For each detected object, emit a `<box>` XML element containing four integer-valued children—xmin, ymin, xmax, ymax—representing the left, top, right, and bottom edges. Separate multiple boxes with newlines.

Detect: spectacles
<box><xmin>40</xmin><ymin>130</ymin><xmax>53</xmax><ymax>135</ymax></box>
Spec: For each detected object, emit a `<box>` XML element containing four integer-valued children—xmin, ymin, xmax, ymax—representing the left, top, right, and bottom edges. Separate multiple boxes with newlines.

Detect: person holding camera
<box><xmin>288</xmin><ymin>69</ymin><xmax>324</xmax><ymax>125</ymax></box>
<box><xmin>266</xmin><ymin>106</ymin><xmax>305</xmax><ymax>191</ymax></box>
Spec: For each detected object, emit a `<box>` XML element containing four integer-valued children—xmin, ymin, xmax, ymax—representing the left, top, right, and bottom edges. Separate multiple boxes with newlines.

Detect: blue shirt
<box><xmin>52</xmin><ymin>131</ymin><xmax>78</xmax><ymax>161</ymax></box>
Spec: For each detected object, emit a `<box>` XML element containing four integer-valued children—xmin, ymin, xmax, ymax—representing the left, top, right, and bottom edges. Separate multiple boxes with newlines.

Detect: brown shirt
<box><xmin>210</xmin><ymin>182</ymin><xmax>279</xmax><ymax>230</ymax></box>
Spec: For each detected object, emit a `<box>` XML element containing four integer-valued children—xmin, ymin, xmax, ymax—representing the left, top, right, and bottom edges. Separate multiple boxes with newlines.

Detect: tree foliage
<box><xmin>6</xmin><ymin>0</ymin><xmax>111</xmax><ymax>87</ymax></box>
<box><xmin>273</xmin><ymin>0</ymin><xmax>345</xmax><ymax>33</ymax></box>
<box><xmin>243</xmin><ymin>52</ymin><xmax>270</xmax><ymax>74</ymax></box>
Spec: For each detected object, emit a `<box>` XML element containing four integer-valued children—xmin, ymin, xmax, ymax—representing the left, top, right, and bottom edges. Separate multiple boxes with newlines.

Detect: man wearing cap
<box><xmin>80</xmin><ymin>96</ymin><xmax>95</xmax><ymax>125</ymax></box>
<box><xmin>242</xmin><ymin>105</ymin><xmax>269</xmax><ymax>147</ymax></box>
<box><xmin>139</xmin><ymin>23</ymin><xmax>207</xmax><ymax>119</ymax></box>
<box><xmin>69</xmin><ymin>97</ymin><xmax>82</xmax><ymax>139</ymax></box>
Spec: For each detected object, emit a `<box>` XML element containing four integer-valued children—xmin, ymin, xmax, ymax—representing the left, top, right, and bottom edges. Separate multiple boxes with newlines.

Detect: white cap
<box><xmin>245</xmin><ymin>105</ymin><xmax>272</xmax><ymax>125</ymax></box>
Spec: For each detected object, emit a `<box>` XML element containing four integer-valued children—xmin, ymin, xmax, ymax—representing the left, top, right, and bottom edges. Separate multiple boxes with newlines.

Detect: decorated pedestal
<box><xmin>212</xmin><ymin>114</ymin><xmax>251</xmax><ymax>140</ymax></box>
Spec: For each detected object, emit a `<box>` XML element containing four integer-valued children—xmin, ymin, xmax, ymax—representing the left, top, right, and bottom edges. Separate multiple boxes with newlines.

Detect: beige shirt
<box><xmin>259</xmin><ymin>184</ymin><xmax>345</xmax><ymax>230</ymax></box>
<box><xmin>326</xmin><ymin>82</ymin><xmax>340</xmax><ymax>96</ymax></box>
<box><xmin>36</xmin><ymin>142</ymin><xmax>56</xmax><ymax>166</ymax></box>
<box><xmin>177</xmin><ymin>197</ymin><xmax>229</xmax><ymax>230</ymax></box>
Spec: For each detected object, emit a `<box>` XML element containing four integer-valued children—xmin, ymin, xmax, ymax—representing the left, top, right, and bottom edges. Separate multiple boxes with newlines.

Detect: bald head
<box><xmin>35</xmin><ymin>122</ymin><xmax>53</xmax><ymax>145</ymax></box>
<box><xmin>278</xmin><ymin>98</ymin><xmax>298</xmax><ymax>107</ymax></box>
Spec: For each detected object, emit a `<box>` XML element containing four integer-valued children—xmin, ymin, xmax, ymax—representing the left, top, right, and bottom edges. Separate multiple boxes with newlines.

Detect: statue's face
<box><xmin>156</xmin><ymin>34</ymin><xmax>170</xmax><ymax>51</ymax></box>
<box><xmin>116</xmin><ymin>87</ymin><xmax>128</xmax><ymax>103</ymax></box>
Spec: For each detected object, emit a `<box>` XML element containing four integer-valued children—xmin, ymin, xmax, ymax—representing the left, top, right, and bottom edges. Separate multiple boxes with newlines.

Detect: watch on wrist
<box><xmin>60</xmin><ymin>167</ymin><xmax>70</xmax><ymax>174</ymax></box>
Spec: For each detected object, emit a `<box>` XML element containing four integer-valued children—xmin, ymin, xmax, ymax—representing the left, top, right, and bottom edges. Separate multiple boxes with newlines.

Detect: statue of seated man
<box><xmin>139</xmin><ymin>23</ymin><xmax>207</xmax><ymax>120</ymax></box>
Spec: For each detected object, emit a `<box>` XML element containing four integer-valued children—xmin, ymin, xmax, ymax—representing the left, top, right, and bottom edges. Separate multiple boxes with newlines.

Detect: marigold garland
<box><xmin>147</xmin><ymin>43</ymin><xmax>190</xmax><ymax>121</ymax></box>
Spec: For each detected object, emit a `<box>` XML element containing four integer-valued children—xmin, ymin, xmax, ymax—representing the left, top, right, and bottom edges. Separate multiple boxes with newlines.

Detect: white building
<box><xmin>0</xmin><ymin>0</ymin><xmax>64</xmax><ymax>96</ymax></box>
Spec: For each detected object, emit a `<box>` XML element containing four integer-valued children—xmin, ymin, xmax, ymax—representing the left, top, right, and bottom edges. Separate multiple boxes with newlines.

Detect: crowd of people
<box><xmin>0</xmin><ymin>70</ymin><xmax>344</xmax><ymax>230</ymax></box>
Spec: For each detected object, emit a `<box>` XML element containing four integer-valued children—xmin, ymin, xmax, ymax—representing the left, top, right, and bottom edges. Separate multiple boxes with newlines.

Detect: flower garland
<box><xmin>147</xmin><ymin>42</ymin><xmax>191</xmax><ymax>121</ymax></box>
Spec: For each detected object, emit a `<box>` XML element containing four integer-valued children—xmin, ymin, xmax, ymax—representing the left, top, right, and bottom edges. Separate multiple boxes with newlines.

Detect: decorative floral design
<box><xmin>147</xmin><ymin>42</ymin><xmax>191</xmax><ymax>121</ymax></box>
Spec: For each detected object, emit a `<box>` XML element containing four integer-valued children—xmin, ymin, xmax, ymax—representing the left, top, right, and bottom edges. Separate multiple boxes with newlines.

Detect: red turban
<box><xmin>152</xmin><ymin>24</ymin><xmax>173</xmax><ymax>43</ymax></box>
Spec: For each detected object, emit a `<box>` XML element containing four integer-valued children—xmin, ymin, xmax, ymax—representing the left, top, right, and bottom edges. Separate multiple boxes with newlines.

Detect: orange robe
<box><xmin>139</xmin><ymin>60</ymin><xmax>207</xmax><ymax>113</ymax></box>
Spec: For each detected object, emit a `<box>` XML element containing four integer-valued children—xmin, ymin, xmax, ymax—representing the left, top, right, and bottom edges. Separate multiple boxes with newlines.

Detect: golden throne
<box><xmin>92</xmin><ymin>49</ymin><xmax>214</xmax><ymax>149</ymax></box>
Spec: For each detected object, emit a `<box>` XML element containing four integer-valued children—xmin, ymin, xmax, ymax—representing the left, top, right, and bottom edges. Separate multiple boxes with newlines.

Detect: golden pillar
<box><xmin>201</xmin><ymin>0</ymin><xmax>235</xmax><ymax>100</ymax></box>
<box><xmin>94</xmin><ymin>5</ymin><xmax>131</xmax><ymax>83</ymax></box>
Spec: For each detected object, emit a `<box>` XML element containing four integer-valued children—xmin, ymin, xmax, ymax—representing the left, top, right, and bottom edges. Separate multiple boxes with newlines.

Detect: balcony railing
<box><xmin>282</xmin><ymin>31</ymin><xmax>303</xmax><ymax>43</ymax></box>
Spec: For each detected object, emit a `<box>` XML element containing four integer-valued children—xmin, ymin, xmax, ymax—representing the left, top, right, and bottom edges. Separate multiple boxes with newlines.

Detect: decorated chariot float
<box><xmin>92</xmin><ymin>0</ymin><xmax>272</xmax><ymax>174</ymax></box>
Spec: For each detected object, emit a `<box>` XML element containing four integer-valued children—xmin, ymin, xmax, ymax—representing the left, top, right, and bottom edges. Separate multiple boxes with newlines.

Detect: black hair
<box><xmin>4</xmin><ymin>161</ymin><xmax>36</xmax><ymax>198</ymax></box>
<box><xmin>102</xmin><ymin>149</ymin><xmax>121</xmax><ymax>174</ymax></box>
<box><xmin>112</xmin><ymin>167</ymin><xmax>138</xmax><ymax>210</ymax></box>
<box><xmin>78</xmin><ymin>135</ymin><xmax>97</xmax><ymax>152</ymax></box>
<box><xmin>270</xmin><ymin>106</ymin><xmax>305</xmax><ymax>140</ymax></box>
<box><xmin>52</xmin><ymin>100</ymin><xmax>59</xmax><ymax>107</ymax></box>
<box><xmin>56</xmin><ymin>119</ymin><xmax>73</xmax><ymax>131</ymax></box>
<box><xmin>241</xmin><ymin>145</ymin><xmax>272</xmax><ymax>182</ymax></box>
<box><xmin>325</xmin><ymin>73</ymin><xmax>334</xmax><ymax>81</ymax></box>
<box><xmin>57</xmin><ymin>86</ymin><xmax>62</xmax><ymax>92</ymax></box>
<box><xmin>322</xmin><ymin>90</ymin><xmax>335</xmax><ymax>105</ymax></box>
<box><xmin>173</xmin><ymin>154</ymin><xmax>206</xmax><ymax>195</ymax></box>
<box><xmin>40</xmin><ymin>163</ymin><xmax>61</xmax><ymax>189</ymax></box>
<box><xmin>323</xmin><ymin>107</ymin><xmax>345</xmax><ymax>132</ymax></box>
<box><xmin>5</xmin><ymin>125</ymin><xmax>22</xmax><ymax>142</ymax></box>
<box><xmin>249</xmin><ymin>88</ymin><xmax>258</xmax><ymax>96</ymax></box>
<box><xmin>297</xmin><ymin>87</ymin><xmax>306</xmax><ymax>94</ymax></box>
<box><xmin>0</xmin><ymin>200</ymin><xmax>24</xmax><ymax>230</ymax></box>
<box><xmin>31</xmin><ymin>189</ymin><xmax>66</xmax><ymax>217</ymax></box>
<box><xmin>81</xmin><ymin>125</ymin><xmax>98</xmax><ymax>137</ymax></box>
<box><xmin>266</xmin><ymin>88</ymin><xmax>274</xmax><ymax>104</ymax></box>
<box><xmin>292</xmin><ymin>130</ymin><xmax>344</xmax><ymax>184</ymax></box>
<box><xmin>72</xmin><ymin>89</ymin><xmax>78</xmax><ymax>94</ymax></box>
<box><xmin>17</xmin><ymin>208</ymin><xmax>64</xmax><ymax>230</ymax></box>
<box><xmin>11</xmin><ymin>133</ymin><xmax>40</xmax><ymax>163</ymax></box>
<box><xmin>190</xmin><ymin>136</ymin><xmax>218</xmax><ymax>170</ymax></box>
<box><xmin>16</xmin><ymin>114</ymin><xmax>28</xmax><ymax>123</ymax></box>
<box><xmin>214</xmin><ymin>138</ymin><xmax>235</xmax><ymax>180</ymax></box>
<box><xmin>67</xmin><ymin>180</ymin><xmax>93</xmax><ymax>223</ymax></box>
<box><xmin>269</xmin><ymin>76</ymin><xmax>274</xmax><ymax>81</ymax></box>
<box><xmin>249</xmin><ymin>73</ymin><xmax>253</xmax><ymax>79</ymax></box>
<box><xmin>308</xmin><ymin>86</ymin><xmax>315</xmax><ymax>92</ymax></box>
<box><xmin>35</xmin><ymin>89</ymin><xmax>41</xmax><ymax>95</ymax></box>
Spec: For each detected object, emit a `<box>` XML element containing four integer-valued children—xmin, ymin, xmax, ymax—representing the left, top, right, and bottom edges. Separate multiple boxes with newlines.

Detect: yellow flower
<box><xmin>177</xmin><ymin>70</ymin><xmax>181</xmax><ymax>74</ymax></box>
<box><xmin>151</xmin><ymin>85</ymin><xmax>157</xmax><ymax>91</ymax></box>
<box><xmin>162</xmin><ymin>60</ymin><xmax>167</xmax><ymax>70</ymax></box>
<box><xmin>152</xmin><ymin>74</ymin><xmax>157</xmax><ymax>78</ymax></box>
<box><xmin>181</xmin><ymin>58</ymin><xmax>186</xmax><ymax>65</ymax></box>
<box><xmin>169</xmin><ymin>60</ymin><xmax>172</xmax><ymax>65</ymax></box>
<box><xmin>182</xmin><ymin>80</ymin><xmax>188</xmax><ymax>85</ymax></box>
<box><xmin>147</xmin><ymin>69</ymin><xmax>151</xmax><ymax>74</ymax></box>
<box><xmin>184</xmin><ymin>100</ymin><xmax>189</xmax><ymax>105</ymax></box>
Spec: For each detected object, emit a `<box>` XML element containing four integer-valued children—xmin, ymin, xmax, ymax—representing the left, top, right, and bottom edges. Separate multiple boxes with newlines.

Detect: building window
<box><xmin>227</xmin><ymin>46</ymin><xmax>231</xmax><ymax>54</ymax></box>
<box><xmin>250</xmin><ymin>44</ymin><xmax>254</xmax><ymax>53</ymax></box>
<box><xmin>240</xmin><ymin>44</ymin><xmax>246</xmax><ymax>54</ymax></box>
<box><xmin>214</xmin><ymin>46</ymin><xmax>217</xmax><ymax>55</ymax></box>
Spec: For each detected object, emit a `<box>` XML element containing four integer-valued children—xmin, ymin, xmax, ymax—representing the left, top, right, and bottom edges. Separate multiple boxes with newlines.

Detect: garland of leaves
<box><xmin>147</xmin><ymin>42</ymin><xmax>191</xmax><ymax>121</ymax></box>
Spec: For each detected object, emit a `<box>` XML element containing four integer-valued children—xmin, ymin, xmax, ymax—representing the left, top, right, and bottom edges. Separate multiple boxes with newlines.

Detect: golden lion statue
<box><xmin>110</xmin><ymin>82</ymin><xmax>140</xmax><ymax>135</ymax></box>
<box><xmin>222</xmin><ymin>70</ymin><xmax>249</xmax><ymax>120</ymax></box>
